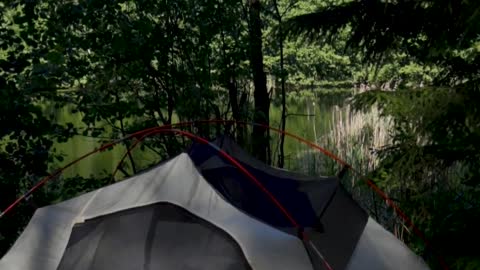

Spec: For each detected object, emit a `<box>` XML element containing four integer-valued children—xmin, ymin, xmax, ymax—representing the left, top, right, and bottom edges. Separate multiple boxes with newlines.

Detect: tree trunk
<box><xmin>272</xmin><ymin>0</ymin><xmax>288</xmax><ymax>168</ymax></box>
<box><xmin>276</xmin><ymin>6</ymin><xmax>287</xmax><ymax>168</ymax></box>
<box><xmin>227</xmin><ymin>77</ymin><xmax>246</xmax><ymax>142</ymax></box>
<box><xmin>248</xmin><ymin>0</ymin><xmax>269</xmax><ymax>163</ymax></box>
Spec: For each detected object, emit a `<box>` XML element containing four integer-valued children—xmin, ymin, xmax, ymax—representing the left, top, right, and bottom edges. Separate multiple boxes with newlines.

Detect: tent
<box><xmin>0</xmin><ymin>154</ymin><xmax>313</xmax><ymax>270</ymax></box>
<box><xmin>0</xmin><ymin>136</ymin><xmax>430</xmax><ymax>270</ymax></box>
<box><xmin>188</xmin><ymin>136</ymin><xmax>431</xmax><ymax>270</ymax></box>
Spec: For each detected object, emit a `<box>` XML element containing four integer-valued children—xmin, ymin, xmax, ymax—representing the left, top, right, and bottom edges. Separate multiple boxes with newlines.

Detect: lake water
<box><xmin>47</xmin><ymin>91</ymin><xmax>351</xmax><ymax>179</ymax></box>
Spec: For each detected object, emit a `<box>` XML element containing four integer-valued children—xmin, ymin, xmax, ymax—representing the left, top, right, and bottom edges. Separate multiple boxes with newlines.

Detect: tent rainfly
<box><xmin>0</xmin><ymin>137</ymin><xmax>431</xmax><ymax>270</ymax></box>
<box><xmin>188</xmin><ymin>136</ymin><xmax>431</xmax><ymax>270</ymax></box>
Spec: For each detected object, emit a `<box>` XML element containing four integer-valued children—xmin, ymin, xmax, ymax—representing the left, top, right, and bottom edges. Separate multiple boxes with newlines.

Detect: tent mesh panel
<box><xmin>57</xmin><ymin>202</ymin><xmax>252</xmax><ymax>270</ymax></box>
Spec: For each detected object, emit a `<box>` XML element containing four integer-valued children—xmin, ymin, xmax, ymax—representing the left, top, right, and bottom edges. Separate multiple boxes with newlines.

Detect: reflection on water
<box><xmin>46</xmin><ymin>90</ymin><xmax>353</xmax><ymax>178</ymax></box>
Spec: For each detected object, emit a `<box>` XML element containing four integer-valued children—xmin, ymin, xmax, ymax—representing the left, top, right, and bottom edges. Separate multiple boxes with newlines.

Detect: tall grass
<box><xmin>291</xmin><ymin>101</ymin><xmax>391</xmax><ymax>176</ymax></box>
<box><xmin>289</xmin><ymin>99</ymin><xmax>408</xmax><ymax>238</ymax></box>
<box><xmin>321</xmin><ymin>103</ymin><xmax>391</xmax><ymax>175</ymax></box>
<box><xmin>322</xmin><ymin>103</ymin><xmax>399</xmax><ymax>231</ymax></box>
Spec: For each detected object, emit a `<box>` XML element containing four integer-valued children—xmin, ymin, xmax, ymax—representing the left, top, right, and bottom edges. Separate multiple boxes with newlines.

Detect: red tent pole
<box><xmin>1</xmin><ymin>119</ymin><xmax>447</xmax><ymax>269</ymax></box>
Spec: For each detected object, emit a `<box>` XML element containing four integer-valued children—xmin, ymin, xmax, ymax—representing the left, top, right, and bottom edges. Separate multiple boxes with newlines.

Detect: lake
<box><xmin>46</xmin><ymin>89</ymin><xmax>363</xmax><ymax>179</ymax></box>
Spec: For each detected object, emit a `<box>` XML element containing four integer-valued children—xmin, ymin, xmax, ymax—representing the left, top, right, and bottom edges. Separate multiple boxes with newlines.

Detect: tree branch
<box><xmin>286</xmin><ymin>113</ymin><xmax>315</xmax><ymax>117</ymax></box>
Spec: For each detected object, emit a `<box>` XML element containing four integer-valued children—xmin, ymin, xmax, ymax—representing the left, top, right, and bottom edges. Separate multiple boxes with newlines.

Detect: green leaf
<box><xmin>46</xmin><ymin>51</ymin><xmax>64</xmax><ymax>64</ymax></box>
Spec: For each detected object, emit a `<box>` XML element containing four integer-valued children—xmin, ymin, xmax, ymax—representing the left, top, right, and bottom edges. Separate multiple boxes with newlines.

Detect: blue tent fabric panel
<box><xmin>187</xmin><ymin>141</ymin><xmax>338</xmax><ymax>229</ymax></box>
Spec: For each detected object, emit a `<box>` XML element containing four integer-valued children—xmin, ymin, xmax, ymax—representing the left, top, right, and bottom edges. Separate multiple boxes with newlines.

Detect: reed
<box><xmin>289</xmin><ymin>99</ymin><xmax>398</xmax><ymax>232</ymax></box>
<box><xmin>291</xmin><ymin>101</ymin><xmax>391</xmax><ymax>176</ymax></box>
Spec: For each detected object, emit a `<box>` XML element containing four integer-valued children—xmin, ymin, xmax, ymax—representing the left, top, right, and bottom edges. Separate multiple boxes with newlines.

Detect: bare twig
<box><xmin>286</xmin><ymin>113</ymin><xmax>315</xmax><ymax>117</ymax></box>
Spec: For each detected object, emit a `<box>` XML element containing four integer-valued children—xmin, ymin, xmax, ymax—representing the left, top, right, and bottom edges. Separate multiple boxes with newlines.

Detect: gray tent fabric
<box><xmin>188</xmin><ymin>136</ymin><xmax>367</xmax><ymax>269</ymax></box>
<box><xmin>1</xmin><ymin>142</ymin><xmax>431</xmax><ymax>270</ymax></box>
<box><xmin>188</xmin><ymin>136</ymin><xmax>431</xmax><ymax>270</ymax></box>
<box><xmin>346</xmin><ymin>217</ymin><xmax>430</xmax><ymax>270</ymax></box>
<box><xmin>308</xmin><ymin>186</ymin><xmax>369</xmax><ymax>270</ymax></box>
<box><xmin>309</xmin><ymin>187</ymin><xmax>430</xmax><ymax>270</ymax></box>
<box><xmin>56</xmin><ymin>203</ymin><xmax>252</xmax><ymax>270</ymax></box>
<box><xmin>0</xmin><ymin>154</ymin><xmax>313</xmax><ymax>270</ymax></box>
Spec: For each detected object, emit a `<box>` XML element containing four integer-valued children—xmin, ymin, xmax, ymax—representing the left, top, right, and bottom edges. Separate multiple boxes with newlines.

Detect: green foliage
<box><xmin>0</xmin><ymin>1</ymin><xmax>74</xmax><ymax>255</ymax></box>
<box><xmin>285</xmin><ymin>0</ymin><xmax>480</xmax><ymax>61</ymax></box>
<box><xmin>351</xmin><ymin>88</ymin><xmax>480</xmax><ymax>268</ymax></box>
<box><xmin>1</xmin><ymin>1</ymin><xmax>479</xmax><ymax>269</ymax></box>
<box><xmin>264</xmin><ymin>0</ymin><xmax>356</xmax><ymax>90</ymax></box>
<box><xmin>287</xmin><ymin>0</ymin><xmax>480</xmax><ymax>269</ymax></box>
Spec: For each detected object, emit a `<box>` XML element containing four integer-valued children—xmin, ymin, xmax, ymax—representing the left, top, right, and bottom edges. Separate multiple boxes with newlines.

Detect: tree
<box><xmin>248</xmin><ymin>0</ymin><xmax>270</xmax><ymax>163</ymax></box>
<box><xmin>42</xmin><ymin>0</ymin><xmax>255</xmax><ymax>155</ymax></box>
<box><xmin>0</xmin><ymin>1</ymin><xmax>74</xmax><ymax>254</ymax></box>
<box><xmin>0</xmin><ymin>0</ymin><xmax>251</xmax><ymax>254</ymax></box>
<box><xmin>285</xmin><ymin>1</ymin><xmax>480</xmax><ymax>269</ymax></box>
<box><xmin>267</xmin><ymin>0</ymin><xmax>298</xmax><ymax>168</ymax></box>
